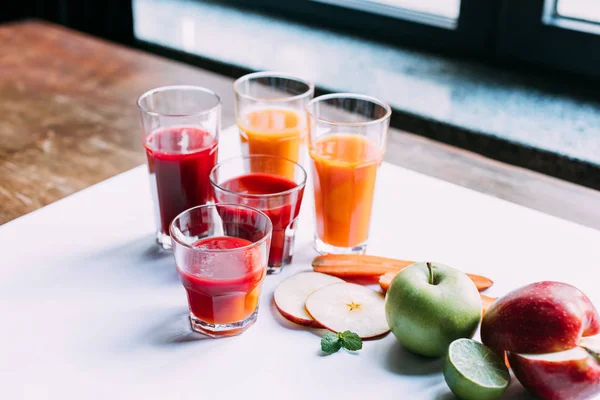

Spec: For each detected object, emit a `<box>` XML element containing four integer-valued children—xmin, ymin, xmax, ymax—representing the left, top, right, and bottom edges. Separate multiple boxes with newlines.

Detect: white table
<box><xmin>1</xmin><ymin>126</ymin><xmax>599</xmax><ymax>399</ymax></box>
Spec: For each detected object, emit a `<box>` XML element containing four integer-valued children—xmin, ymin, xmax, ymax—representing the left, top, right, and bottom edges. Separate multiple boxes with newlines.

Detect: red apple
<box><xmin>481</xmin><ymin>281</ymin><xmax>600</xmax><ymax>354</ymax></box>
<box><xmin>508</xmin><ymin>335</ymin><xmax>600</xmax><ymax>400</ymax></box>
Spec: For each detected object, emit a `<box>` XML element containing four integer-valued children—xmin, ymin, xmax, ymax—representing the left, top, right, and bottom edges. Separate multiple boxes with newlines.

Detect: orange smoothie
<box><xmin>238</xmin><ymin>108</ymin><xmax>304</xmax><ymax>177</ymax></box>
<box><xmin>310</xmin><ymin>134</ymin><xmax>382</xmax><ymax>248</ymax></box>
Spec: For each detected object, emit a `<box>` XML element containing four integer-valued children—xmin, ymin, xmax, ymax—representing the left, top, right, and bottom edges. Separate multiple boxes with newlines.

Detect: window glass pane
<box><xmin>556</xmin><ymin>0</ymin><xmax>600</xmax><ymax>23</ymax></box>
<box><xmin>314</xmin><ymin>0</ymin><xmax>460</xmax><ymax>21</ymax></box>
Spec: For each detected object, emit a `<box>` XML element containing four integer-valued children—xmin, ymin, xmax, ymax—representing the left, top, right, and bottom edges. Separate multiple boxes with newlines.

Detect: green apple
<box><xmin>385</xmin><ymin>262</ymin><xmax>482</xmax><ymax>357</ymax></box>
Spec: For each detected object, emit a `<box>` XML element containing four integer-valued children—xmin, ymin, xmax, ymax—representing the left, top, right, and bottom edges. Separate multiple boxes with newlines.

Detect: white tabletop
<box><xmin>1</xmin><ymin>126</ymin><xmax>599</xmax><ymax>399</ymax></box>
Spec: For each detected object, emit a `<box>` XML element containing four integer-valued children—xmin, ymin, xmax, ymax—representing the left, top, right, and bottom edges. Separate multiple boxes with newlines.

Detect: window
<box><xmin>312</xmin><ymin>0</ymin><xmax>461</xmax><ymax>26</ymax></box>
<box><xmin>556</xmin><ymin>0</ymin><xmax>600</xmax><ymax>23</ymax></box>
<box><xmin>239</xmin><ymin>0</ymin><xmax>600</xmax><ymax>79</ymax></box>
<box><xmin>245</xmin><ymin>0</ymin><xmax>498</xmax><ymax>55</ymax></box>
<box><xmin>497</xmin><ymin>0</ymin><xmax>600</xmax><ymax>78</ymax></box>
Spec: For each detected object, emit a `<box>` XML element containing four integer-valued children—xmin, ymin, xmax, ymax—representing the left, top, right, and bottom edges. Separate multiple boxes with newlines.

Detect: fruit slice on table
<box><xmin>468</xmin><ymin>274</ymin><xmax>494</xmax><ymax>292</ymax></box>
<box><xmin>274</xmin><ymin>272</ymin><xmax>344</xmax><ymax>327</ymax></box>
<box><xmin>378</xmin><ymin>270</ymin><xmax>492</xmax><ymax>292</ymax></box>
<box><xmin>444</xmin><ymin>339</ymin><xmax>510</xmax><ymax>400</ymax></box>
<box><xmin>480</xmin><ymin>294</ymin><xmax>497</xmax><ymax>317</ymax></box>
<box><xmin>508</xmin><ymin>336</ymin><xmax>600</xmax><ymax>400</ymax></box>
<box><xmin>305</xmin><ymin>282</ymin><xmax>390</xmax><ymax>339</ymax></box>
<box><xmin>378</xmin><ymin>271</ymin><xmax>395</xmax><ymax>292</ymax></box>
<box><xmin>312</xmin><ymin>254</ymin><xmax>414</xmax><ymax>278</ymax></box>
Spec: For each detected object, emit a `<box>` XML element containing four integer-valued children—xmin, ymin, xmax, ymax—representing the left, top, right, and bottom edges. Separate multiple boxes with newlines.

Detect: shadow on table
<box><xmin>500</xmin><ymin>383</ymin><xmax>536</xmax><ymax>400</ymax></box>
<box><xmin>290</xmin><ymin>239</ymin><xmax>319</xmax><ymax>265</ymax></box>
<box><xmin>80</xmin><ymin>233</ymin><xmax>179</xmax><ymax>286</ymax></box>
<box><xmin>382</xmin><ymin>340</ymin><xmax>444</xmax><ymax>376</ymax></box>
<box><xmin>143</xmin><ymin>309</ymin><xmax>211</xmax><ymax>347</ymax></box>
<box><xmin>433</xmin><ymin>382</ymin><xmax>533</xmax><ymax>400</ymax></box>
<box><xmin>434</xmin><ymin>393</ymin><xmax>457</xmax><ymax>400</ymax></box>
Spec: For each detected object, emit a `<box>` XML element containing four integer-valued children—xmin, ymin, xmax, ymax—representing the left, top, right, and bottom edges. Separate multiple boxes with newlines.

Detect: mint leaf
<box><xmin>321</xmin><ymin>332</ymin><xmax>342</xmax><ymax>354</ymax></box>
<box><xmin>339</xmin><ymin>331</ymin><xmax>363</xmax><ymax>351</ymax></box>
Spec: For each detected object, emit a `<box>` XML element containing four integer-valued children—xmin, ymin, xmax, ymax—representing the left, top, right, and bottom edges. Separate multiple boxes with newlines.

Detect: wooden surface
<box><xmin>1</xmin><ymin>20</ymin><xmax>599</xmax><ymax>229</ymax></box>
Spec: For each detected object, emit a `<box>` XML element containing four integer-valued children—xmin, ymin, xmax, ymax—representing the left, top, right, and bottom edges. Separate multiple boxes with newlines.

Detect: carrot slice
<box><xmin>312</xmin><ymin>254</ymin><xmax>412</xmax><ymax>278</ymax></box>
<box><xmin>480</xmin><ymin>294</ymin><xmax>497</xmax><ymax>316</ymax></box>
<box><xmin>312</xmin><ymin>254</ymin><xmax>414</xmax><ymax>268</ymax></box>
<box><xmin>378</xmin><ymin>271</ymin><xmax>396</xmax><ymax>292</ymax></box>
<box><xmin>312</xmin><ymin>254</ymin><xmax>494</xmax><ymax>292</ymax></box>
<box><xmin>313</xmin><ymin>264</ymin><xmax>411</xmax><ymax>278</ymax></box>
<box><xmin>312</xmin><ymin>254</ymin><xmax>414</xmax><ymax>276</ymax></box>
<box><xmin>468</xmin><ymin>274</ymin><xmax>494</xmax><ymax>292</ymax></box>
<box><xmin>314</xmin><ymin>255</ymin><xmax>494</xmax><ymax>291</ymax></box>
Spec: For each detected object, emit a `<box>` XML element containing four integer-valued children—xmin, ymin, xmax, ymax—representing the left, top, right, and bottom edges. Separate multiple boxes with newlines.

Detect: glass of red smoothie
<box><xmin>137</xmin><ymin>86</ymin><xmax>221</xmax><ymax>249</ymax></box>
<box><xmin>170</xmin><ymin>204</ymin><xmax>272</xmax><ymax>337</ymax></box>
<box><xmin>210</xmin><ymin>155</ymin><xmax>306</xmax><ymax>274</ymax></box>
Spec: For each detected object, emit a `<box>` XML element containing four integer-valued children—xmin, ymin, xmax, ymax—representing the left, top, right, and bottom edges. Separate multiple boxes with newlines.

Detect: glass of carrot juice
<box><xmin>307</xmin><ymin>93</ymin><xmax>391</xmax><ymax>255</ymax></box>
<box><xmin>170</xmin><ymin>204</ymin><xmax>272</xmax><ymax>337</ymax></box>
<box><xmin>233</xmin><ymin>72</ymin><xmax>313</xmax><ymax>179</ymax></box>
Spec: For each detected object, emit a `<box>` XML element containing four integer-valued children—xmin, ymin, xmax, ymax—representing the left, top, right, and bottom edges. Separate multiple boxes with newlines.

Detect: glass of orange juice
<box><xmin>307</xmin><ymin>93</ymin><xmax>391</xmax><ymax>255</ymax></box>
<box><xmin>234</xmin><ymin>72</ymin><xmax>314</xmax><ymax>178</ymax></box>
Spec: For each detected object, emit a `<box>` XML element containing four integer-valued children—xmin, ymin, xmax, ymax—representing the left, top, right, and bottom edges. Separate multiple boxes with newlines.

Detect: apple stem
<box><xmin>427</xmin><ymin>262</ymin><xmax>434</xmax><ymax>285</ymax></box>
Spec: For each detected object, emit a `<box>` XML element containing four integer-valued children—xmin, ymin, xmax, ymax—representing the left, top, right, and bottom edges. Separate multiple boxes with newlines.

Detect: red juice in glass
<box><xmin>178</xmin><ymin>236</ymin><xmax>265</xmax><ymax>325</ymax></box>
<box><xmin>171</xmin><ymin>204</ymin><xmax>272</xmax><ymax>337</ymax></box>
<box><xmin>220</xmin><ymin>173</ymin><xmax>302</xmax><ymax>267</ymax></box>
<box><xmin>210</xmin><ymin>155</ymin><xmax>307</xmax><ymax>274</ymax></box>
<box><xmin>137</xmin><ymin>85</ymin><xmax>221</xmax><ymax>249</ymax></box>
<box><xmin>144</xmin><ymin>126</ymin><xmax>218</xmax><ymax>237</ymax></box>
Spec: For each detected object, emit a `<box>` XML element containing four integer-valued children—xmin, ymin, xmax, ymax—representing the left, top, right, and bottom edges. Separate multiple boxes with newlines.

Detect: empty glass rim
<box><xmin>233</xmin><ymin>71</ymin><xmax>314</xmax><ymax>102</ymax></box>
<box><xmin>210</xmin><ymin>155</ymin><xmax>307</xmax><ymax>198</ymax></box>
<box><xmin>136</xmin><ymin>85</ymin><xmax>221</xmax><ymax>117</ymax></box>
<box><xmin>306</xmin><ymin>92</ymin><xmax>392</xmax><ymax>127</ymax></box>
<box><xmin>169</xmin><ymin>203</ymin><xmax>273</xmax><ymax>252</ymax></box>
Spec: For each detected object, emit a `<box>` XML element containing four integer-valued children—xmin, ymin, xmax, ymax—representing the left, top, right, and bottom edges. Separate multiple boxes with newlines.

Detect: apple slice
<box><xmin>508</xmin><ymin>342</ymin><xmax>600</xmax><ymax>400</ymax></box>
<box><xmin>274</xmin><ymin>272</ymin><xmax>344</xmax><ymax>327</ymax></box>
<box><xmin>305</xmin><ymin>282</ymin><xmax>390</xmax><ymax>339</ymax></box>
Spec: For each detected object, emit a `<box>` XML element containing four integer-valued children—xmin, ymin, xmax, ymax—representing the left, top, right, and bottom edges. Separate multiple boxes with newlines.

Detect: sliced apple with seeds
<box><xmin>274</xmin><ymin>272</ymin><xmax>344</xmax><ymax>327</ymax></box>
<box><xmin>305</xmin><ymin>282</ymin><xmax>390</xmax><ymax>339</ymax></box>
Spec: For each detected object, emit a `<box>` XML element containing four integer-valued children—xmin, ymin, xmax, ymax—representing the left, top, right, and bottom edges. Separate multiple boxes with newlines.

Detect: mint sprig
<box><xmin>321</xmin><ymin>331</ymin><xmax>363</xmax><ymax>354</ymax></box>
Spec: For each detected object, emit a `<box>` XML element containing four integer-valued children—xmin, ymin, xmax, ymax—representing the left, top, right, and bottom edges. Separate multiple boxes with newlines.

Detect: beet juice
<box><xmin>219</xmin><ymin>173</ymin><xmax>304</xmax><ymax>267</ymax></box>
<box><xmin>177</xmin><ymin>236</ymin><xmax>266</xmax><ymax>325</ymax></box>
<box><xmin>144</xmin><ymin>126</ymin><xmax>218</xmax><ymax>237</ymax></box>
<box><xmin>171</xmin><ymin>204</ymin><xmax>272</xmax><ymax>337</ymax></box>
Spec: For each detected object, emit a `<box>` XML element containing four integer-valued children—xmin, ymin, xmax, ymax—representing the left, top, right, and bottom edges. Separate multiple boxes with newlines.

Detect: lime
<box><xmin>443</xmin><ymin>338</ymin><xmax>510</xmax><ymax>400</ymax></box>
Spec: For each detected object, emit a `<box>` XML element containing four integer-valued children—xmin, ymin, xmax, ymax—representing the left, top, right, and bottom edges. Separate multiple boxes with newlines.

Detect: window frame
<box><xmin>497</xmin><ymin>0</ymin><xmax>600</xmax><ymax>78</ymax></box>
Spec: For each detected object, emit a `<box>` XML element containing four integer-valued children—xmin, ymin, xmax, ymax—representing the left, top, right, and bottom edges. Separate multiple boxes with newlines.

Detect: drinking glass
<box><xmin>234</xmin><ymin>71</ymin><xmax>313</xmax><ymax>179</ymax></box>
<box><xmin>307</xmin><ymin>93</ymin><xmax>391</xmax><ymax>255</ymax></box>
<box><xmin>137</xmin><ymin>86</ymin><xmax>221</xmax><ymax>249</ymax></box>
<box><xmin>210</xmin><ymin>155</ymin><xmax>306</xmax><ymax>274</ymax></box>
<box><xmin>170</xmin><ymin>204</ymin><xmax>272</xmax><ymax>337</ymax></box>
